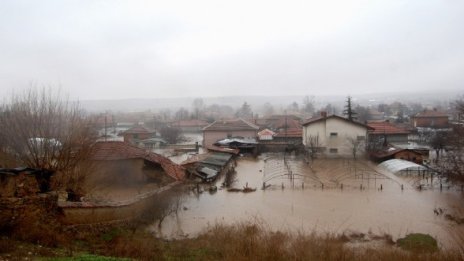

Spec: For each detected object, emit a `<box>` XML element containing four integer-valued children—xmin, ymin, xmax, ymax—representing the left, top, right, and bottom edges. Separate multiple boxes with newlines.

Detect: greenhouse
<box><xmin>378</xmin><ymin>159</ymin><xmax>428</xmax><ymax>174</ymax></box>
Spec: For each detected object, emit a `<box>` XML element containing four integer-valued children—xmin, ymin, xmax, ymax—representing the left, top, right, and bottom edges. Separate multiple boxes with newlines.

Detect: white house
<box><xmin>302</xmin><ymin>113</ymin><xmax>372</xmax><ymax>158</ymax></box>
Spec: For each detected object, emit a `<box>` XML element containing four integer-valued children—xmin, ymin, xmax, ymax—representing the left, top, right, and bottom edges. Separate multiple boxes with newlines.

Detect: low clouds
<box><xmin>0</xmin><ymin>0</ymin><xmax>463</xmax><ymax>99</ymax></box>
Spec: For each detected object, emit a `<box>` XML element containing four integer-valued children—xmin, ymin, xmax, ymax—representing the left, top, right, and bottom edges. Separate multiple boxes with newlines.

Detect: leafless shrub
<box><xmin>0</xmin><ymin>88</ymin><xmax>97</xmax><ymax>192</ymax></box>
<box><xmin>160</xmin><ymin>126</ymin><xmax>183</xmax><ymax>144</ymax></box>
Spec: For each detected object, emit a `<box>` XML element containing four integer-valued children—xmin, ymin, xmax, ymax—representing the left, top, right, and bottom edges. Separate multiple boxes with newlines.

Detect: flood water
<box><xmin>151</xmin><ymin>154</ymin><xmax>464</xmax><ymax>250</ymax></box>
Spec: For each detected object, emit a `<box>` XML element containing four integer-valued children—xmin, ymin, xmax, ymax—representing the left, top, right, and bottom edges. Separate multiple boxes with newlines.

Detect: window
<box><xmin>330</xmin><ymin>132</ymin><xmax>338</xmax><ymax>137</ymax></box>
<box><xmin>329</xmin><ymin>148</ymin><xmax>338</xmax><ymax>153</ymax></box>
<box><xmin>357</xmin><ymin>135</ymin><xmax>365</xmax><ymax>141</ymax></box>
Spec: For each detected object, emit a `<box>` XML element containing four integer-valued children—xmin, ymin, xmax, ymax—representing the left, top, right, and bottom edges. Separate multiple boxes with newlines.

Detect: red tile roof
<box><xmin>368</xmin><ymin>121</ymin><xmax>410</xmax><ymax>135</ymax></box>
<box><xmin>274</xmin><ymin>117</ymin><xmax>302</xmax><ymax>130</ymax></box>
<box><xmin>203</xmin><ymin>118</ymin><xmax>259</xmax><ymax>131</ymax></box>
<box><xmin>90</xmin><ymin>141</ymin><xmax>186</xmax><ymax>180</ymax></box>
<box><xmin>414</xmin><ymin>110</ymin><xmax>448</xmax><ymax>118</ymax></box>
<box><xmin>91</xmin><ymin>141</ymin><xmax>147</xmax><ymax>161</ymax></box>
<box><xmin>258</xmin><ymin>129</ymin><xmax>276</xmax><ymax>136</ymax></box>
<box><xmin>274</xmin><ymin>128</ymin><xmax>303</xmax><ymax>138</ymax></box>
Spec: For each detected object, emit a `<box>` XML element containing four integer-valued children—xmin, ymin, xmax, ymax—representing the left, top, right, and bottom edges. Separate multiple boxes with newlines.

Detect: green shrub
<box><xmin>396</xmin><ymin>233</ymin><xmax>438</xmax><ymax>253</ymax></box>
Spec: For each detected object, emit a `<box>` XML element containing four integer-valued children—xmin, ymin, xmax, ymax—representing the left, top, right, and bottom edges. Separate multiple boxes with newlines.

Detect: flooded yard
<box><xmin>151</xmin><ymin>154</ymin><xmax>464</xmax><ymax>251</ymax></box>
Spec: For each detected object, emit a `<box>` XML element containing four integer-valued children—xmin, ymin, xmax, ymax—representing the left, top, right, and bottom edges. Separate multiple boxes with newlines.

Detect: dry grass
<box><xmin>75</xmin><ymin>220</ymin><xmax>460</xmax><ymax>261</ymax></box>
<box><xmin>1</xmin><ymin>194</ymin><xmax>462</xmax><ymax>261</ymax></box>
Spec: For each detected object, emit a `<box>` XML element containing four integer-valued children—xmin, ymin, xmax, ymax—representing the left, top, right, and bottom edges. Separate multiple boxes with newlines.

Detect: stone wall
<box><xmin>0</xmin><ymin>193</ymin><xmax>59</xmax><ymax>233</ymax></box>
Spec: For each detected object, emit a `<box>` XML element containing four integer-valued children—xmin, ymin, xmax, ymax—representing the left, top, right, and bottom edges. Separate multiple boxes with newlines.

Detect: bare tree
<box><xmin>174</xmin><ymin>107</ymin><xmax>190</xmax><ymax>120</ymax></box>
<box><xmin>347</xmin><ymin>136</ymin><xmax>364</xmax><ymax>160</ymax></box>
<box><xmin>192</xmin><ymin>98</ymin><xmax>204</xmax><ymax>119</ymax></box>
<box><xmin>302</xmin><ymin>95</ymin><xmax>315</xmax><ymax>116</ymax></box>
<box><xmin>436</xmin><ymin>98</ymin><xmax>464</xmax><ymax>180</ymax></box>
<box><xmin>0</xmin><ymin>88</ymin><xmax>97</xmax><ymax>192</ymax></box>
<box><xmin>160</xmin><ymin>126</ymin><xmax>183</xmax><ymax>144</ymax></box>
<box><xmin>306</xmin><ymin>134</ymin><xmax>320</xmax><ymax>160</ymax></box>
<box><xmin>262</xmin><ymin>102</ymin><xmax>275</xmax><ymax>116</ymax></box>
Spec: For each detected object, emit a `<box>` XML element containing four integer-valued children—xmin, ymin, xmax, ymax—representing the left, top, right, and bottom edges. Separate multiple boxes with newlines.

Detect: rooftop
<box><xmin>414</xmin><ymin>110</ymin><xmax>449</xmax><ymax>118</ymax></box>
<box><xmin>203</xmin><ymin>118</ymin><xmax>259</xmax><ymax>131</ymax></box>
<box><xmin>368</xmin><ymin>121</ymin><xmax>410</xmax><ymax>135</ymax></box>
<box><xmin>91</xmin><ymin>141</ymin><xmax>148</xmax><ymax>161</ymax></box>
<box><xmin>302</xmin><ymin>114</ymin><xmax>373</xmax><ymax>130</ymax></box>
<box><xmin>121</xmin><ymin>125</ymin><xmax>156</xmax><ymax>135</ymax></box>
<box><xmin>171</xmin><ymin>119</ymin><xmax>209</xmax><ymax>127</ymax></box>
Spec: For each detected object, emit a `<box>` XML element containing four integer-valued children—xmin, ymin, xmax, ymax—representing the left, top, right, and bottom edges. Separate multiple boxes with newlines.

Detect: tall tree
<box><xmin>174</xmin><ymin>107</ymin><xmax>190</xmax><ymax>120</ymax></box>
<box><xmin>288</xmin><ymin>101</ymin><xmax>299</xmax><ymax>112</ymax></box>
<box><xmin>236</xmin><ymin>102</ymin><xmax>253</xmax><ymax>118</ymax></box>
<box><xmin>262</xmin><ymin>102</ymin><xmax>274</xmax><ymax>116</ymax></box>
<box><xmin>192</xmin><ymin>98</ymin><xmax>204</xmax><ymax>119</ymax></box>
<box><xmin>355</xmin><ymin>105</ymin><xmax>369</xmax><ymax>123</ymax></box>
<box><xmin>302</xmin><ymin>95</ymin><xmax>315</xmax><ymax>116</ymax></box>
<box><xmin>343</xmin><ymin>96</ymin><xmax>357</xmax><ymax>121</ymax></box>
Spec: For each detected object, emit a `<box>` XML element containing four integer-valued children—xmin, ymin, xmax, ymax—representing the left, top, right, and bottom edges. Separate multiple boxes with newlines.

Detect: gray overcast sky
<box><xmin>0</xmin><ymin>0</ymin><xmax>463</xmax><ymax>100</ymax></box>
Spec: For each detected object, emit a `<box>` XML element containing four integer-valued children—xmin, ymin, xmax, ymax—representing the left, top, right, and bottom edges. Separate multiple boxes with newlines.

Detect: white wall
<box><xmin>303</xmin><ymin>117</ymin><xmax>368</xmax><ymax>158</ymax></box>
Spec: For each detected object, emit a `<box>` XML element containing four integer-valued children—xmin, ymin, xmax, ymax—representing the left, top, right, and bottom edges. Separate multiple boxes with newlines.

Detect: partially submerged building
<box><xmin>367</xmin><ymin>121</ymin><xmax>410</xmax><ymax>149</ymax></box>
<box><xmin>120</xmin><ymin>125</ymin><xmax>157</xmax><ymax>144</ymax></box>
<box><xmin>302</xmin><ymin>113</ymin><xmax>372</xmax><ymax>158</ymax></box>
<box><xmin>89</xmin><ymin>141</ymin><xmax>185</xmax><ymax>186</ymax></box>
<box><xmin>182</xmin><ymin>151</ymin><xmax>236</xmax><ymax>182</ymax></box>
<box><xmin>202</xmin><ymin>119</ymin><xmax>259</xmax><ymax>149</ymax></box>
<box><xmin>214</xmin><ymin>137</ymin><xmax>258</xmax><ymax>154</ymax></box>
<box><xmin>370</xmin><ymin>147</ymin><xmax>429</xmax><ymax>164</ymax></box>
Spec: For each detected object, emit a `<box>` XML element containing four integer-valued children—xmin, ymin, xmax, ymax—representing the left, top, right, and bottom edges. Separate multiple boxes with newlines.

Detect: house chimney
<box><xmin>320</xmin><ymin>111</ymin><xmax>327</xmax><ymax>118</ymax></box>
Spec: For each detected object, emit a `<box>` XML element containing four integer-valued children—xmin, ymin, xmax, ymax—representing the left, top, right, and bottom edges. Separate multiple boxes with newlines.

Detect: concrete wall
<box><xmin>59</xmin><ymin>182</ymin><xmax>180</xmax><ymax>225</ymax></box>
<box><xmin>303</xmin><ymin>118</ymin><xmax>368</xmax><ymax>158</ymax></box>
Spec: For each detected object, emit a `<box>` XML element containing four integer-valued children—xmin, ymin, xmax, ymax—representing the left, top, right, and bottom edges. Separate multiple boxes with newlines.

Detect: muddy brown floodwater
<box><xmin>150</xmin><ymin>154</ymin><xmax>464</xmax><ymax>251</ymax></box>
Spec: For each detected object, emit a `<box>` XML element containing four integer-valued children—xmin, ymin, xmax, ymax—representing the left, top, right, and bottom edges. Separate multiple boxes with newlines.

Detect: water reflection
<box><xmin>150</xmin><ymin>154</ymin><xmax>464</xmax><ymax>250</ymax></box>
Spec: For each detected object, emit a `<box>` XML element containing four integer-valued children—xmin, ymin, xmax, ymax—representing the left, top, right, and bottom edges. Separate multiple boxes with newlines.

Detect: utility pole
<box><xmin>104</xmin><ymin>114</ymin><xmax>107</xmax><ymax>142</ymax></box>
